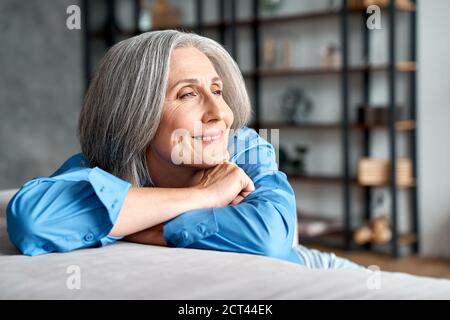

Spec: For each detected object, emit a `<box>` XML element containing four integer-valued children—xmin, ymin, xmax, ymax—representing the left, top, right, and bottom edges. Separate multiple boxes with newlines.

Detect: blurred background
<box><xmin>1</xmin><ymin>0</ymin><xmax>449</xmax><ymax>276</ymax></box>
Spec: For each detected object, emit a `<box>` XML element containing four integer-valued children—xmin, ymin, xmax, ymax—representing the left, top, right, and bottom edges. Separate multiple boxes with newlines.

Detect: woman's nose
<box><xmin>201</xmin><ymin>92</ymin><xmax>225</xmax><ymax>123</ymax></box>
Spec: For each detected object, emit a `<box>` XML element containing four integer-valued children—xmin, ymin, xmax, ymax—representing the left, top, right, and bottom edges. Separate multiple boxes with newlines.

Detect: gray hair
<box><xmin>78</xmin><ymin>30</ymin><xmax>252</xmax><ymax>186</ymax></box>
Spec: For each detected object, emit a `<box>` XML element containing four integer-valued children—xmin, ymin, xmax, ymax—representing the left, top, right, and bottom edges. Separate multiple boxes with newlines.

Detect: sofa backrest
<box><xmin>0</xmin><ymin>189</ymin><xmax>17</xmax><ymax>218</ymax></box>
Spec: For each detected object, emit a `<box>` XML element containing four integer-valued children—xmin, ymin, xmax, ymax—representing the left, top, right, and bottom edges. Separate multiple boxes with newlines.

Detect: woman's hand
<box><xmin>120</xmin><ymin>163</ymin><xmax>255</xmax><ymax>245</ymax></box>
<box><xmin>110</xmin><ymin>163</ymin><xmax>254</xmax><ymax>237</ymax></box>
<box><xmin>192</xmin><ymin>162</ymin><xmax>255</xmax><ymax>207</ymax></box>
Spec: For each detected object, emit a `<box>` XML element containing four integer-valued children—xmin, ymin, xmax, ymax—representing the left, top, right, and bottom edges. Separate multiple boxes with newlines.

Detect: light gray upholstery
<box><xmin>0</xmin><ymin>189</ymin><xmax>16</xmax><ymax>218</ymax></box>
<box><xmin>1</xmin><ymin>189</ymin><xmax>449</xmax><ymax>299</ymax></box>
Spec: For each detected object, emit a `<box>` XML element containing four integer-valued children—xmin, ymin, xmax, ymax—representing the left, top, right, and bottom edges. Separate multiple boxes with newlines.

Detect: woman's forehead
<box><xmin>168</xmin><ymin>47</ymin><xmax>219</xmax><ymax>84</ymax></box>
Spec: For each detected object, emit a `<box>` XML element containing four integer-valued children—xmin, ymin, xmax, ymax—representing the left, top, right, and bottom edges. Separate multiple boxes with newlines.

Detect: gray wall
<box><xmin>0</xmin><ymin>0</ymin><xmax>82</xmax><ymax>189</ymax></box>
<box><xmin>418</xmin><ymin>0</ymin><xmax>450</xmax><ymax>258</ymax></box>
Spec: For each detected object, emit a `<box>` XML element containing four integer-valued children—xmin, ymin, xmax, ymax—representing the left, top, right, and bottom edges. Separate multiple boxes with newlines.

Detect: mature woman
<box><xmin>7</xmin><ymin>30</ymin><xmax>361</xmax><ymax>269</ymax></box>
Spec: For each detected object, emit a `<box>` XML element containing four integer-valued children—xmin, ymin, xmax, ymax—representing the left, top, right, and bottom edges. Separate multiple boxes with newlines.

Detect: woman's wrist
<box><xmin>188</xmin><ymin>185</ymin><xmax>217</xmax><ymax>209</ymax></box>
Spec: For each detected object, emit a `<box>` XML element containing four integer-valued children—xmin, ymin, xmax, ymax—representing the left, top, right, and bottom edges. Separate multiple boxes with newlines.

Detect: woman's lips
<box><xmin>192</xmin><ymin>129</ymin><xmax>224</xmax><ymax>145</ymax></box>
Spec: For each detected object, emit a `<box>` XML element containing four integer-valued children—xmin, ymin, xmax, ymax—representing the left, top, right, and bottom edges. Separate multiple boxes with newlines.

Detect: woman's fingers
<box><xmin>230</xmin><ymin>192</ymin><xmax>250</xmax><ymax>205</ymax></box>
<box><xmin>243</xmin><ymin>178</ymin><xmax>255</xmax><ymax>193</ymax></box>
<box><xmin>231</xmin><ymin>194</ymin><xmax>245</xmax><ymax>205</ymax></box>
<box><xmin>240</xmin><ymin>190</ymin><xmax>253</xmax><ymax>198</ymax></box>
<box><xmin>192</xmin><ymin>161</ymin><xmax>256</xmax><ymax>207</ymax></box>
<box><xmin>238</xmin><ymin>168</ymin><xmax>255</xmax><ymax>193</ymax></box>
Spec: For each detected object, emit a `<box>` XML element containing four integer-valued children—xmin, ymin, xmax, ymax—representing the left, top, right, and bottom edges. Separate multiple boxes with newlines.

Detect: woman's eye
<box><xmin>180</xmin><ymin>92</ymin><xmax>196</xmax><ymax>99</ymax></box>
<box><xmin>213</xmin><ymin>89</ymin><xmax>223</xmax><ymax>96</ymax></box>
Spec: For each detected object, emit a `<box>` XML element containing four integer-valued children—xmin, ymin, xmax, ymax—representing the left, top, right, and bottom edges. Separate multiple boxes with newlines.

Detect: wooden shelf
<box><xmin>349</xmin><ymin>1</ymin><xmax>416</xmax><ymax>11</ymax></box>
<box><xmin>287</xmin><ymin>174</ymin><xmax>357</xmax><ymax>184</ymax></box>
<box><xmin>90</xmin><ymin>9</ymin><xmax>341</xmax><ymax>37</ymax></box>
<box><xmin>161</xmin><ymin>4</ymin><xmax>415</xmax><ymax>30</ymax></box>
<box><xmin>260</xmin><ymin>122</ymin><xmax>344</xmax><ymax>130</ymax></box>
<box><xmin>358</xmin><ymin>180</ymin><xmax>416</xmax><ymax>188</ymax></box>
<box><xmin>258</xmin><ymin>120</ymin><xmax>416</xmax><ymax>131</ymax></box>
<box><xmin>299</xmin><ymin>229</ymin><xmax>417</xmax><ymax>247</ymax></box>
<box><xmin>243</xmin><ymin>62</ymin><xmax>416</xmax><ymax>78</ymax></box>
<box><xmin>90</xmin><ymin>3</ymin><xmax>416</xmax><ymax>39</ymax></box>
<box><xmin>244</xmin><ymin>9</ymin><xmax>342</xmax><ymax>25</ymax></box>
<box><xmin>358</xmin><ymin>120</ymin><xmax>416</xmax><ymax>131</ymax></box>
<box><xmin>286</xmin><ymin>173</ymin><xmax>415</xmax><ymax>188</ymax></box>
<box><xmin>155</xmin><ymin>9</ymin><xmax>342</xmax><ymax>31</ymax></box>
<box><xmin>245</xmin><ymin>66</ymin><xmax>345</xmax><ymax>77</ymax></box>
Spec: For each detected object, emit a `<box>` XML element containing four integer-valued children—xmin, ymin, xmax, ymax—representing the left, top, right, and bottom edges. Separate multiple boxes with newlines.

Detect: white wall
<box><xmin>418</xmin><ymin>0</ymin><xmax>450</xmax><ymax>258</ymax></box>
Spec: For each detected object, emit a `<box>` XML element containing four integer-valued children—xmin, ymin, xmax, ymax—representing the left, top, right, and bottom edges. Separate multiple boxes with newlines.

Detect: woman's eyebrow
<box><xmin>170</xmin><ymin>76</ymin><xmax>222</xmax><ymax>91</ymax></box>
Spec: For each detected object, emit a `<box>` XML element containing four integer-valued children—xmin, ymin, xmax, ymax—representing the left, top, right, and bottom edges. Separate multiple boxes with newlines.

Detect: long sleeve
<box><xmin>163</xmin><ymin>128</ymin><xmax>301</xmax><ymax>264</ymax></box>
<box><xmin>6</xmin><ymin>154</ymin><xmax>131</xmax><ymax>256</ymax></box>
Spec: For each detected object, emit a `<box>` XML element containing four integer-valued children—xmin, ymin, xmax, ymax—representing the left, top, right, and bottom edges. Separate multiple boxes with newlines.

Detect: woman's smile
<box><xmin>192</xmin><ymin>129</ymin><xmax>224</xmax><ymax>145</ymax></box>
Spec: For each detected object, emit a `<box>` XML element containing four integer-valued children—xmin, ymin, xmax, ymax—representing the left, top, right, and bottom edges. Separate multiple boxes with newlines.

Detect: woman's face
<box><xmin>148</xmin><ymin>46</ymin><xmax>234</xmax><ymax>169</ymax></box>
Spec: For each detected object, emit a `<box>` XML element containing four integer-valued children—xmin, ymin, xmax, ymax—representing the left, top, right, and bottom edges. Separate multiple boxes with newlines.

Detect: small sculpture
<box><xmin>291</xmin><ymin>145</ymin><xmax>309</xmax><ymax>175</ymax></box>
<box><xmin>281</xmin><ymin>38</ymin><xmax>293</xmax><ymax>68</ymax></box>
<box><xmin>280</xmin><ymin>87</ymin><xmax>313</xmax><ymax>124</ymax></box>
<box><xmin>263</xmin><ymin>36</ymin><xmax>276</xmax><ymax>68</ymax></box>
<box><xmin>354</xmin><ymin>215</ymin><xmax>392</xmax><ymax>245</ymax></box>
<box><xmin>263</xmin><ymin>35</ymin><xmax>295</xmax><ymax>69</ymax></box>
<box><xmin>260</xmin><ymin>0</ymin><xmax>284</xmax><ymax>14</ymax></box>
<box><xmin>371</xmin><ymin>216</ymin><xmax>392</xmax><ymax>244</ymax></box>
<box><xmin>277</xmin><ymin>144</ymin><xmax>309</xmax><ymax>175</ymax></box>
<box><xmin>320</xmin><ymin>44</ymin><xmax>342</xmax><ymax>68</ymax></box>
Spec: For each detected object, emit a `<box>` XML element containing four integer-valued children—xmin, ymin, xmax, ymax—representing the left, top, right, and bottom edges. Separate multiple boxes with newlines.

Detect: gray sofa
<box><xmin>1</xmin><ymin>189</ymin><xmax>449</xmax><ymax>299</ymax></box>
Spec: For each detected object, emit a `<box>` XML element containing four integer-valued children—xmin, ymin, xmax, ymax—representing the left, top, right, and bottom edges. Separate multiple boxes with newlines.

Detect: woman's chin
<box><xmin>186</xmin><ymin>163</ymin><xmax>218</xmax><ymax>170</ymax></box>
<box><xmin>185</xmin><ymin>152</ymin><xmax>229</xmax><ymax>168</ymax></box>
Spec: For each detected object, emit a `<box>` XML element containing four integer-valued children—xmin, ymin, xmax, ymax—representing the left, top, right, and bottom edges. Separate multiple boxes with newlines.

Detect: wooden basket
<box><xmin>349</xmin><ymin>0</ymin><xmax>415</xmax><ymax>11</ymax></box>
<box><xmin>358</xmin><ymin>158</ymin><xmax>414</xmax><ymax>187</ymax></box>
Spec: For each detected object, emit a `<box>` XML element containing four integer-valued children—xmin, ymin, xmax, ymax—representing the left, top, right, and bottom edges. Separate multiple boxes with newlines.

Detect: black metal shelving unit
<box><xmin>81</xmin><ymin>0</ymin><xmax>419</xmax><ymax>258</ymax></box>
<box><xmin>340</xmin><ymin>0</ymin><xmax>351</xmax><ymax>251</ymax></box>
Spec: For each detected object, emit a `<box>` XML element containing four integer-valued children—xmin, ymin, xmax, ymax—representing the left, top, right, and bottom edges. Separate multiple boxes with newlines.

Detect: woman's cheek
<box><xmin>225</xmin><ymin>106</ymin><xmax>234</xmax><ymax>127</ymax></box>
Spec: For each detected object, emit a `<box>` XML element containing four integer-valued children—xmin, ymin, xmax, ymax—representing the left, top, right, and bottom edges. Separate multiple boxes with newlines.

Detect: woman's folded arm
<box><xmin>6</xmin><ymin>158</ymin><xmax>212</xmax><ymax>256</ymax></box>
<box><xmin>7</xmin><ymin>166</ymin><xmax>131</xmax><ymax>256</ymax></box>
<box><xmin>163</xmin><ymin>171</ymin><xmax>297</xmax><ymax>261</ymax></box>
<box><xmin>6</xmin><ymin>153</ymin><xmax>253</xmax><ymax>256</ymax></box>
<box><xmin>162</xmin><ymin>139</ymin><xmax>299</xmax><ymax>263</ymax></box>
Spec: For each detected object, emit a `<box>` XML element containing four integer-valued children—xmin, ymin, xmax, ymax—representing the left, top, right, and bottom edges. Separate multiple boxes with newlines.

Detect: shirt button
<box><xmin>181</xmin><ymin>230</ymin><xmax>189</xmax><ymax>240</ymax></box>
<box><xmin>100</xmin><ymin>186</ymin><xmax>105</xmax><ymax>192</ymax></box>
<box><xmin>197</xmin><ymin>223</ymin><xmax>206</xmax><ymax>234</ymax></box>
<box><xmin>84</xmin><ymin>233</ymin><xmax>95</xmax><ymax>242</ymax></box>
